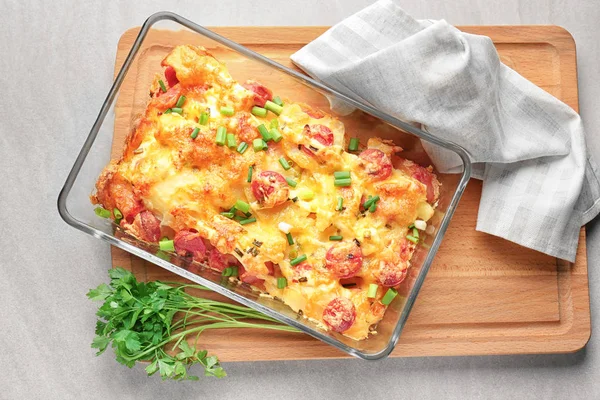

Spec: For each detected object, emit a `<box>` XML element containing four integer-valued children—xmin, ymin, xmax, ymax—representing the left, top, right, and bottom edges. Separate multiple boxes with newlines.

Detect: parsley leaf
<box><xmin>88</xmin><ymin>267</ymin><xmax>299</xmax><ymax>381</ymax></box>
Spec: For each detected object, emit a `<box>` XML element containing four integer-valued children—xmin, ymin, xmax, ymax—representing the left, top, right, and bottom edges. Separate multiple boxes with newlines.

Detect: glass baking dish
<box><xmin>58</xmin><ymin>12</ymin><xmax>471</xmax><ymax>360</ymax></box>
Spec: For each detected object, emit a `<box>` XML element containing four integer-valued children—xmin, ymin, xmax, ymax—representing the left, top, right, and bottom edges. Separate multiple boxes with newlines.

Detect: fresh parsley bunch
<box><xmin>88</xmin><ymin>267</ymin><xmax>298</xmax><ymax>380</ymax></box>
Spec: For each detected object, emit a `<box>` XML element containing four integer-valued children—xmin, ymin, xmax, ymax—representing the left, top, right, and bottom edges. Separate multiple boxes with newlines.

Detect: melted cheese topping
<box><xmin>98</xmin><ymin>45</ymin><xmax>438</xmax><ymax>340</ymax></box>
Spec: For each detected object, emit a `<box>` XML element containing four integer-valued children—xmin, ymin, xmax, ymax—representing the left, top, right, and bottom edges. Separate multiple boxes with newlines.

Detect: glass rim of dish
<box><xmin>57</xmin><ymin>11</ymin><xmax>472</xmax><ymax>360</ymax></box>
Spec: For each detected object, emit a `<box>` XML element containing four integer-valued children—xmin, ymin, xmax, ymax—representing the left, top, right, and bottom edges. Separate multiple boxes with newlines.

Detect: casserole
<box><xmin>58</xmin><ymin>12</ymin><xmax>471</xmax><ymax>359</ymax></box>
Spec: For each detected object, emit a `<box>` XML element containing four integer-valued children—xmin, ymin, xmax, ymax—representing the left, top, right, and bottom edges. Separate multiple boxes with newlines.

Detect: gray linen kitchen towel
<box><xmin>290</xmin><ymin>0</ymin><xmax>600</xmax><ymax>262</ymax></box>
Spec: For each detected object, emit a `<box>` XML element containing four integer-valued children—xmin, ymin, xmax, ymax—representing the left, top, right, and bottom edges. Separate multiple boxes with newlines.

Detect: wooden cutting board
<box><xmin>110</xmin><ymin>26</ymin><xmax>590</xmax><ymax>360</ymax></box>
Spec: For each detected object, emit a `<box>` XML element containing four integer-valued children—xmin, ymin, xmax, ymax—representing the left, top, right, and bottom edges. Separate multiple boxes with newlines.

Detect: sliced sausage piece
<box><xmin>358</xmin><ymin>149</ymin><xmax>393</xmax><ymax>181</ymax></box>
<box><xmin>174</xmin><ymin>229</ymin><xmax>206</xmax><ymax>258</ymax></box>
<box><xmin>292</xmin><ymin>261</ymin><xmax>312</xmax><ymax>282</ymax></box>
<box><xmin>133</xmin><ymin>211</ymin><xmax>161</xmax><ymax>243</ymax></box>
<box><xmin>243</xmin><ymin>81</ymin><xmax>272</xmax><ymax>107</ymax></box>
<box><xmin>251</xmin><ymin>171</ymin><xmax>290</xmax><ymax>208</ymax></box>
<box><xmin>323</xmin><ymin>297</ymin><xmax>356</xmax><ymax>333</ymax></box>
<box><xmin>264</xmin><ymin>261</ymin><xmax>275</xmax><ymax>276</ymax></box>
<box><xmin>299</xmin><ymin>104</ymin><xmax>325</xmax><ymax>119</ymax></box>
<box><xmin>238</xmin><ymin>265</ymin><xmax>265</xmax><ymax>286</ymax></box>
<box><xmin>325</xmin><ymin>241</ymin><xmax>363</xmax><ymax>279</ymax></box>
<box><xmin>303</xmin><ymin>124</ymin><xmax>333</xmax><ymax>146</ymax></box>
<box><xmin>377</xmin><ymin>262</ymin><xmax>408</xmax><ymax>287</ymax></box>
<box><xmin>397</xmin><ymin>159</ymin><xmax>440</xmax><ymax>203</ymax></box>
<box><xmin>237</xmin><ymin>113</ymin><xmax>260</xmax><ymax>142</ymax></box>
<box><xmin>151</xmin><ymin>84</ymin><xmax>182</xmax><ymax>111</ymax></box>
<box><xmin>208</xmin><ymin>248</ymin><xmax>229</xmax><ymax>272</ymax></box>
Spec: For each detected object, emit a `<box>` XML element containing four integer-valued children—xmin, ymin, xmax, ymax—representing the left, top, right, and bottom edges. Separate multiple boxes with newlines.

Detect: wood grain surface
<box><xmin>110</xmin><ymin>26</ymin><xmax>590</xmax><ymax>361</ymax></box>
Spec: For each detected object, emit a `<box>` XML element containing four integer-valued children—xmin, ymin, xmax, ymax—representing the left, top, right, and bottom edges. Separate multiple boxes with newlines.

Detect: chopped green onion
<box><xmin>191</xmin><ymin>127</ymin><xmax>200</xmax><ymax>139</ymax></box>
<box><xmin>334</xmin><ymin>178</ymin><xmax>352</xmax><ymax>187</ymax></box>
<box><xmin>269</xmin><ymin>128</ymin><xmax>283</xmax><ymax>142</ymax></box>
<box><xmin>286</xmin><ymin>232</ymin><xmax>294</xmax><ymax>245</ymax></box>
<box><xmin>289</xmin><ymin>249</ymin><xmax>298</xmax><ymax>259</ymax></box>
<box><xmin>298</xmin><ymin>189</ymin><xmax>315</xmax><ymax>201</ymax></box>
<box><xmin>367</xmin><ymin>283</ymin><xmax>378</xmax><ymax>298</ymax></box>
<box><xmin>159</xmin><ymin>239</ymin><xmax>175</xmax><ymax>252</ymax></box>
<box><xmin>235</xmin><ymin>200</ymin><xmax>250</xmax><ymax>213</ymax></box>
<box><xmin>226</xmin><ymin>133</ymin><xmax>237</xmax><ymax>148</ymax></box>
<box><xmin>253</xmin><ymin>138</ymin><xmax>267</xmax><ymax>151</ymax></box>
<box><xmin>270</xmin><ymin>119</ymin><xmax>279</xmax><ymax>129</ymax></box>
<box><xmin>348</xmin><ymin>137</ymin><xmax>359</xmax><ymax>151</ymax></box>
<box><xmin>257</xmin><ymin>124</ymin><xmax>272</xmax><ymax>141</ymax></box>
<box><xmin>336</xmin><ymin>197</ymin><xmax>344</xmax><ymax>211</ymax></box>
<box><xmin>158</xmin><ymin>79</ymin><xmax>167</xmax><ymax>93</ymax></box>
<box><xmin>329</xmin><ymin>235</ymin><xmax>343</xmax><ymax>241</ymax></box>
<box><xmin>381</xmin><ymin>288</ymin><xmax>398</xmax><ymax>305</ymax></box>
<box><xmin>233</xmin><ymin>215</ymin><xmax>245</xmax><ymax>222</ymax></box>
<box><xmin>175</xmin><ymin>95</ymin><xmax>186</xmax><ymax>108</ymax></box>
<box><xmin>363</xmin><ymin>195</ymin><xmax>380</xmax><ymax>209</ymax></box>
<box><xmin>247</xmin><ymin>166</ymin><xmax>253</xmax><ymax>182</ymax></box>
<box><xmin>94</xmin><ymin>207</ymin><xmax>111</xmax><ymax>219</ymax></box>
<box><xmin>369</xmin><ymin>202</ymin><xmax>377</xmax><ymax>213</ymax></box>
<box><xmin>216</xmin><ymin>127</ymin><xmax>227</xmax><ymax>145</ymax></box>
<box><xmin>264</xmin><ymin>100</ymin><xmax>283</xmax><ymax>115</ymax></box>
<box><xmin>406</xmin><ymin>234</ymin><xmax>419</xmax><ymax>244</ymax></box>
<box><xmin>113</xmin><ymin>208</ymin><xmax>123</xmax><ymax>224</ymax></box>
<box><xmin>272</xmin><ymin>96</ymin><xmax>284</xmax><ymax>107</ymax></box>
<box><xmin>412</xmin><ymin>227</ymin><xmax>419</xmax><ymax>238</ymax></box>
<box><xmin>239</xmin><ymin>217</ymin><xmax>257</xmax><ymax>225</ymax></box>
<box><xmin>334</xmin><ymin>171</ymin><xmax>351</xmax><ymax>179</ymax></box>
<box><xmin>220</xmin><ymin>106</ymin><xmax>235</xmax><ymax>116</ymax></box>
<box><xmin>279</xmin><ymin>157</ymin><xmax>291</xmax><ymax>170</ymax></box>
<box><xmin>290</xmin><ymin>254</ymin><xmax>307</xmax><ymax>266</ymax></box>
<box><xmin>220</xmin><ymin>212</ymin><xmax>234</xmax><ymax>218</ymax></box>
<box><xmin>155</xmin><ymin>250</ymin><xmax>170</xmax><ymax>261</ymax></box>
<box><xmin>171</xmin><ymin>107</ymin><xmax>183</xmax><ymax>115</ymax></box>
<box><xmin>199</xmin><ymin>112</ymin><xmax>209</xmax><ymax>125</ymax></box>
<box><xmin>237</xmin><ymin>141</ymin><xmax>248</xmax><ymax>154</ymax></box>
<box><xmin>251</xmin><ymin>106</ymin><xmax>267</xmax><ymax>118</ymax></box>
<box><xmin>163</xmin><ymin>108</ymin><xmax>173</xmax><ymax>114</ymax></box>
<box><xmin>277</xmin><ymin>277</ymin><xmax>287</xmax><ymax>289</ymax></box>
<box><xmin>221</xmin><ymin>266</ymin><xmax>238</xmax><ymax>277</ymax></box>
<box><xmin>285</xmin><ymin>177</ymin><xmax>297</xmax><ymax>187</ymax></box>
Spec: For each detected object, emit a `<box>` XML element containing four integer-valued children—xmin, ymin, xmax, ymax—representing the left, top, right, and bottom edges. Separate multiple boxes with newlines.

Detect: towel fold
<box><xmin>290</xmin><ymin>0</ymin><xmax>600</xmax><ymax>262</ymax></box>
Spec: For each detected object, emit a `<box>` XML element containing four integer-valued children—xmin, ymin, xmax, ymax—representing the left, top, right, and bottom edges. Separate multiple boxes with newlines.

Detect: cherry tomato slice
<box><xmin>325</xmin><ymin>241</ymin><xmax>363</xmax><ymax>279</ymax></box>
<box><xmin>251</xmin><ymin>171</ymin><xmax>289</xmax><ymax>208</ymax></box>
<box><xmin>358</xmin><ymin>148</ymin><xmax>393</xmax><ymax>181</ymax></box>
<box><xmin>322</xmin><ymin>297</ymin><xmax>357</xmax><ymax>333</ymax></box>
<box><xmin>164</xmin><ymin>66</ymin><xmax>179</xmax><ymax>87</ymax></box>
